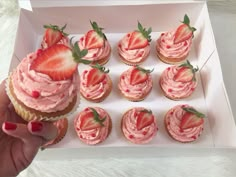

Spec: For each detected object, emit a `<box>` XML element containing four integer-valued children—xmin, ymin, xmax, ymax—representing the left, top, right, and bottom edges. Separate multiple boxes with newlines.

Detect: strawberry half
<box><xmin>42</xmin><ymin>24</ymin><xmax>68</xmax><ymax>48</ymax></box>
<box><xmin>86</xmin><ymin>64</ymin><xmax>109</xmax><ymax>86</ymax></box>
<box><xmin>84</xmin><ymin>21</ymin><xmax>107</xmax><ymax>50</ymax></box>
<box><xmin>30</xmin><ymin>43</ymin><xmax>90</xmax><ymax>81</ymax></box>
<box><xmin>128</xmin><ymin>21</ymin><xmax>152</xmax><ymax>50</ymax></box>
<box><xmin>136</xmin><ymin>109</ymin><xmax>154</xmax><ymax>130</ymax></box>
<box><xmin>130</xmin><ymin>65</ymin><xmax>153</xmax><ymax>85</ymax></box>
<box><xmin>180</xmin><ymin>107</ymin><xmax>205</xmax><ymax>130</ymax></box>
<box><xmin>173</xmin><ymin>60</ymin><xmax>198</xmax><ymax>82</ymax></box>
<box><xmin>80</xmin><ymin>107</ymin><xmax>106</xmax><ymax>131</ymax></box>
<box><xmin>174</xmin><ymin>14</ymin><xmax>196</xmax><ymax>44</ymax></box>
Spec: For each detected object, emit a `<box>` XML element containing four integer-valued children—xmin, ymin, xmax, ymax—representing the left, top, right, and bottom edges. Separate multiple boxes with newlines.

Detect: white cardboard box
<box><xmin>13</xmin><ymin>0</ymin><xmax>236</xmax><ymax>159</ymax></box>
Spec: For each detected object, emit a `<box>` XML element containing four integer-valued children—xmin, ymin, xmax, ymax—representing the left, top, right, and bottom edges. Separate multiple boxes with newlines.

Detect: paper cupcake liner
<box><xmin>6</xmin><ymin>75</ymin><xmax>80</xmax><ymax>122</ymax></box>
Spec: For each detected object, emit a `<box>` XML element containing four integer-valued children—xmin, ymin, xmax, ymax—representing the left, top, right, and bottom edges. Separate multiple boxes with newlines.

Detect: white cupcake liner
<box><xmin>5</xmin><ymin>75</ymin><xmax>80</xmax><ymax>122</ymax></box>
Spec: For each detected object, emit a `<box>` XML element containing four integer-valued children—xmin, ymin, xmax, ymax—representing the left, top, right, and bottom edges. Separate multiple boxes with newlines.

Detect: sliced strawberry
<box><xmin>128</xmin><ymin>22</ymin><xmax>152</xmax><ymax>50</ymax></box>
<box><xmin>173</xmin><ymin>60</ymin><xmax>199</xmax><ymax>83</ymax></box>
<box><xmin>31</xmin><ymin>42</ymin><xmax>89</xmax><ymax>81</ymax></box>
<box><xmin>174</xmin><ymin>67</ymin><xmax>193</xmax><ymax>82</ymax></box>
<box><xmin>42</xmin><ymin>24</ymin><xmax>68</xmax><ymax>48</ymax></box>
<box><xmin>174</xmin><ymin>14</ymin><xmax>196</xmax><ymax>44</ymax></box>
<box><xmin>85</xmin><ymin>30</ymin><xmax>104</xmax><ymax>49</ymax></box>
<box><xmin>86</xmin><ymin>68</ymin><xmax>106</xmax><ymax>86</ymax></box>
<box><xmin>84</xmin><ymin>21</ymin><xmax>107</xmax><ymax>50</ymax></box>
<box><xmin>136</xmin><ymin>109</ymin><xmax>154</xmax><ymax>130</ymax></box>
<box><xmin>80</xmin><ymin>107</ymin><xmax>106</xmax><ymax>131</ymax></box>
<box><xmin>128</xmin><ymin>31</ymin><xmax>149</xmax><ymax>50</ymax></box>
<box><xmin>180</xmin><ymin>107</ymin><xmax>205</xmax><ymax>130</ymax></box>
<box><xmin>130</xmin><ymin>66</ymin><xmax>153</xmax><ymax>85</ymax></box>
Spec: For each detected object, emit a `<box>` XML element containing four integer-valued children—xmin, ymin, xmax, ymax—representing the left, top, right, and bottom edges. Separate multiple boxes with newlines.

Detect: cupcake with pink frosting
<box><xmin>118</xmin><ymin>65</ymin><xmax>153</xmax><ymax>102</ymax></box>
<box><xmin>6</xmin><ymin>42</ymin><xmax>89</xmax><ymax>122</ymax></box>
<box><xmin>74</xmin><ymin>107</ymin><xmax>112</xmax><ymax>145</ymax></box>
<box><xmin>121</xmin><ymin>107</ymin><xmax>158</xmax><ymax>144</ymax></box>
<box><xmin>78</xmin><ymin>21</ymin><xmax>111</xmax><ymax>65</ymax></box>
<box><xmin>156</xmin><ymin>14</ymin><xmax>196</xmax><ymax>64</ymax></box>
<box><xmin>159</xmin><ymin>60</ymin><xmax>199</xmax><ymax>100</ymax></box>
<box><xmin>118</xmin><ymin>22</ymin><xmax>152</xmax><ymax>65</ymax></box>
<box><xmin>80</xmin><ymin>64</ymin><xmax>112</xmax><ymax>103</ymax></box>
<box><xmin>164</xmin><ymin>104</ymin><xmax>205</xmax><ymax>143</ymax></box>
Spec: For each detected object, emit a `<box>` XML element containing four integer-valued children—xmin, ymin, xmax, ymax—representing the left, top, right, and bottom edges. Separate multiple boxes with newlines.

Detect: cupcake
<box><xmin>41</xmin><ymin>24</ymin><xmax>69</xmax><ymax>49</ymax></box>
<box><xmin>159</xmin><ymin>60</ymin><xmax>199</xmax><ymax>100</ymax></box>
<box><xmin>6</xmin><ymin>42</ymin><xmax>90</xmax><ymax>122</ymax></box>
<box><xmin>78</xmin><ymin>21</ymin><xmax>111</xmax><ymax>65</ymax></box>
<box><xmin>156</xmin><ymin>14</ymin><xmax>196</xmax><ymax>64</ymax></box>
<box><xmin>164</xmin><ymin>104</ymin><xmax>205</xmax><ymax>143</ymax></box>
<box><xmin>121</xmin><ymin>107</ymin><xmax>158</xmax><ymax>144</ymax></box>
<box><xmin>80</xmin><ymin>64</ymin><xmax>112</xmax><ymax>102</ymax></box>
<box><xmin>74</xmin><ymin>107</ymin><xmax>112</xmax><ymax>145</ymax></box>
<box><xmin>42</xmin><ymin>118</ymin><xmax>68</xmax><ymax>149</ymax></box>
<box><xmin>118</xmin><ymin>65</ymin><xmax>153</xmax><ymax>101</ymax></box>
<box><xmin>118</xmin><ymin>22</ymin><xmax>152</xmax><ymax>65</ymax></box>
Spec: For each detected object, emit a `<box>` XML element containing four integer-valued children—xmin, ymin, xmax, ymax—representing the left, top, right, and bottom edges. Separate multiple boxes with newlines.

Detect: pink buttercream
<box><xmin>118</xmin><ymin>32</ymin><xmax>150</xmax><ymax>63</ymax></box>
<box><xmin>160</xmin><ymin>66</ymin><xmax>197</xmax><ymax>99</ymax></box>
<box><xmin>80</xmin><ymin>69</ymin><xmax>111</xmax><ymax>100</ymax></box>
<box><xmin>122</xmin><ymin>107</ymin><xmax>157</xmax><ymax>144</ymax></box>
<box><xmin>41</xmin><ymin>36</ymin><xmax>69</xmax><ymax>49</ymax></box>
<box><xmin>78</xmin><ymin>35</ymin><xmax>110</xmax><ymax>62</ymax></box>
<box><xmin>156</xmin><ymin>31</ymin><xmax>192</xmax><ymax>58</ymax></box>
<box><xmin>118</xmin><ymin>67</ymin><xmax>152</xmax><ymax>100</ymax></box>
<box><xmin>74</xmin><ymin>107</ymin><xmax>110</xmax><ymax>145</ymax></box>
<box><xmin>11</xmin><ymin>51</ymin><xmax>79</xmax><ymax>113</ymax></box>
<box><xmin>165</xmin><ymin>105</ymin><xmax>204</xmax><ymax>142</ymax></box>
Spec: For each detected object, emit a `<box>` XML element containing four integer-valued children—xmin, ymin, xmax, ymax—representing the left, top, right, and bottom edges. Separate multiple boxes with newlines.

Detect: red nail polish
<box><xmin>31</xmin><ymin>122</ymin><xmax>43</xmax><ymax>132</ymax></box>
<box><xmin>4</xmin><ymin>122</ymin><xmax>17</xmax><ymax>130</ymax></box>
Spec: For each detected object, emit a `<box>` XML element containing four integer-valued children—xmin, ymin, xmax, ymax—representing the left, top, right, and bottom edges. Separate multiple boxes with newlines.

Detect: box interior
<box><xmin>10</xmin><ymin>2</ymin><xmax>236</xmax><ymax>156</ymax></box>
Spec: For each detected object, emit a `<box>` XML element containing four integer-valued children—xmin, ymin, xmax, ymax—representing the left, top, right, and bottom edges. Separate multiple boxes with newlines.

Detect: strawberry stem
<box><xmin>92</xmin><ymin>63</ymin><xmax>109</xmax><ymax>73</ymax></box>
<box><xmin>137</xmin><ymin>21</ymin><xmax>152</xmax><ymax>42</ymax></box>
<box><xmin>43</xmin><ymin>24</ymin><xmax>69</xmax><ymax>36</ymax></box>
<box><xmin>90</xmin><ymin>107</ymin><xmax>106</xmax><ymax>126</ymax></box>
<box><xmin>70</xmin><ymin>38</ymin><xmax>91</xmax><ymax>65</ymax></box>
<box><xmin>136</xmin><ymin>65</ymin><xmax>154</xmax><ymax>74</ymax></box>
<box><xmin>90</xmin><ymin>20</ymin><xmax>107</xmax><ymax>40</ymax></box>
<box><xmin>182</xmin><ymin>107</ymin><xmax>205</xmax><ymax>118</ymax></box>
<box><xmin>179</xmin><ymin>60</ymin><xmax>198</xmax><ymax>81</ymax></box>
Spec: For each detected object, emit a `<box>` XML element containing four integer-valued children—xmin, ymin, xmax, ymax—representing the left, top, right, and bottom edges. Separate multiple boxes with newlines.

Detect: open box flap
<box><xmin>19</xmin><ymin>0</ymin><xmax>202</xmax><ymax>9</ymax></box>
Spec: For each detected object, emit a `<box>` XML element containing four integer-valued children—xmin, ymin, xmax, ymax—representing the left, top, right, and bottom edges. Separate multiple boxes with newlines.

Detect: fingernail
<box><xmin>4</xmin><ymin>122</ymin><xmax>17</xmax><ymax>130</ymax></box>
<box><xmin>31</xmin><ymin>122</ymin><xmax>43</xmax><ymax>132</ymax></box>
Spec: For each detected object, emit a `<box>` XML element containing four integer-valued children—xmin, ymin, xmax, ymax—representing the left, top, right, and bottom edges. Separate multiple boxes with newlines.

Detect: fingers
<box><xmin>0</xmin><ymin>79</ymin><xmax>10</xmax><ymax>111</ymax></box>
<box><xmin>28</xmin><ymin>121</ymin><xmax>58</xmax><ymax>141</ymax></box>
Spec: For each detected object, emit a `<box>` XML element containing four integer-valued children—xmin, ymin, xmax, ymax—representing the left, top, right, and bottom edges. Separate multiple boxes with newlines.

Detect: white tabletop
<box><xmin>1</xmin><ymin>0</ymin><xmax>236</xmax><ymax>176</ymax></box>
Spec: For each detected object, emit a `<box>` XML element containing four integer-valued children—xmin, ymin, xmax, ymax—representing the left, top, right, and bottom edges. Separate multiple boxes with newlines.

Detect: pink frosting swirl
<box><xmin>118</xmin><ymin>67</ymin><xmax>152</xmax><ymax>100</ymax></box>
<box><xmin>160</xmin><ymin>66</ymin><xmax>197</xmax><ymax>99</ymax></box>
<box><xmin>80</xmin><ymin>69</ymin><xmax>111</xmax><ymax>100</ymax></box>
<box><xmin>118</xmin><ymin>32</ymin><xmax>150</xmax><ymax>63</ymax></box>
<box><xmin>156</xmin><ymin>31</ymin><xmax>192</xmax><ymax>58</ymax></box>
<box><xmin>165</xmin><ymin>105</ymin><xmax>204</xmax><ymax>142</ymax></box>
<box><xmin>78</xmin><ymin>36</ymin><xmax>111</xmax><ymax>62</ymax></box>
<box><xmin>122</xmin><ymin>107</ymin><xmax>157</xmax><ymax>144</ymax></box>
<box><xmin>74</xmin><ymin>107</ymin><xmax>111</xmax><ymax>145</ymax></box>
<box><xmin>11</xmin><ymin>51</ymin><xmax>79</xmax><ymax>113</ymax></box>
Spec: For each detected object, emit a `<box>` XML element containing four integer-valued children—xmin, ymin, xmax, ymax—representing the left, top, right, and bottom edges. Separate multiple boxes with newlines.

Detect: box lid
<box><xmin>18</xmin><ymin>0</ymin><xmax>201</xmax><ymax>10</ymax></box>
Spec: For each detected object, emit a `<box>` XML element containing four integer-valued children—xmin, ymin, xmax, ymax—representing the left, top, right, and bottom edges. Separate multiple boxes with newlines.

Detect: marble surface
<box><xmin>1</xmin><ymin>0</ymin><xmax>236</xmax><ymax>176</ymax></box>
